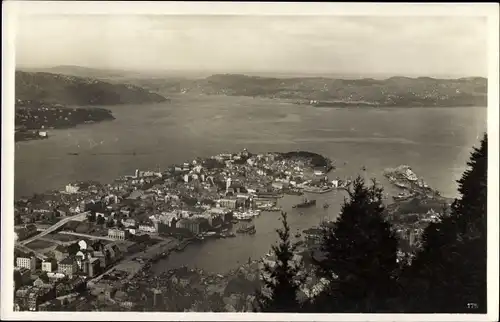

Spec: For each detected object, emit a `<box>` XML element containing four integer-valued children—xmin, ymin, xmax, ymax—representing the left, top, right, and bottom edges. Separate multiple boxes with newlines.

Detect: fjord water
<box><xmin>15</xmin><ymin>95</ymin><xmax>486</xmax><ymax>273</ymax></box>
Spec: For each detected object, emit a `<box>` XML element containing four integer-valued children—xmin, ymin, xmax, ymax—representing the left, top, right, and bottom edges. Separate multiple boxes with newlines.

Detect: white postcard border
<box><xmin>1</xmin><ymin>2</ymin><xmax>498</xmax><ymax>321</ymax></box>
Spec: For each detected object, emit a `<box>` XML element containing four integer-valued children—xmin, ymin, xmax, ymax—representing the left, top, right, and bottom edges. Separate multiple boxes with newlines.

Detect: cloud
<box><xmin>15</xmin><ymin>15</ymin><xmax>488</xmax><ymax>76</ymax></box>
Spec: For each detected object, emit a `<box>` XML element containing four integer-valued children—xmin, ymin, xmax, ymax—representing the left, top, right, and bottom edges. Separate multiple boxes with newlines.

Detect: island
<box><xmin>14</xmin><ymin>71</ymin><xmax>171</xmax><ymax>142</ymax></box>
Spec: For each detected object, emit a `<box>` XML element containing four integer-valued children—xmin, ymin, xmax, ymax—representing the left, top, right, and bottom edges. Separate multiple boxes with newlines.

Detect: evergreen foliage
<box><xmin>312</xmin><ymin>176</ymin><xmax>399</xmax><ymax>312</ymax></box>
<box><xmin>403</xmin><ymin>134</ymin><xmax>487</xmax><ymax>313</ymax></box>
<box><xmin>255</xmin><ymin>212</ymin><xmax>305</xmax><ymax>312</ymax></box>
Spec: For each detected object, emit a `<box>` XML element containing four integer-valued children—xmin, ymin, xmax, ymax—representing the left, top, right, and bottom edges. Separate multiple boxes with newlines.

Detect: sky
<box><xmin>14</xmin><ymin>15</ymin><xmax>488</xmax><ymax>77</ymax></box>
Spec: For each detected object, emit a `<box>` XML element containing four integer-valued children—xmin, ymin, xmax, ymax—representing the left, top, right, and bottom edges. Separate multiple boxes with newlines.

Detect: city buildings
<box><xmin>41</xmin><ymin>259</ymin><xmax>58</xmax><ymax>273</ymax></box>
<box><xmin>33</xmin><ymin>274</ymin><xmax>52</xmax><ymax>289</ymax></box>
<box><xmin>14</xmin><ymin>224</ymin><xmax>38</xmax><ymax>241</ymax></box>
<box><xmin>176</xmin><ymin>218</ymin><xmax>209</xmax><ymax>235</ymax></box>
<box><xmin>65</xmin><ymin>184</ymin><xmax>80</xmax><ymax>194</ymax></box>
<box><xmin>218</xmin><ymin>198</ymin><xmax>239</xmax><ymax>209</ymax></box>
<box><xmin>138</xmin><ymin>224</ymin><xmax>157</xmax><ymax>234</ymax></box>
<box><xmin>16</xmin><ymin>256</ymin><xmax>38</xmax><ymax>272</ymax></box>
<box><xmin>58</xmin><ymin>257</ymin><xmax>78</xmax><ymax>277</ymax></box>
<box><xmin>82</xmin><ymin>258</ymin><xmax>100</xmax><ymax>277</ymax></box>
<box><xmin>53</xmin><ymin>245</ymin><xmax>69</xmax><ymax>262</ymax></box>
<box><xmin>108</xmin><ymin>229</ymin><xmax>128</xmax><ymax>240</ymax></box>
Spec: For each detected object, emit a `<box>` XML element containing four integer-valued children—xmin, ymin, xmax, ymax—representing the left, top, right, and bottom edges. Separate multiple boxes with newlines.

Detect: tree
<box><xmin>96</xmin><ymin>215</ymin><xmax>106</xmax><ymax>225</ymax></box>
<box><xmin>87</xmin><ymin>212</ymin><xmax>96</xmax><ymax>222</ymax></box>
<box><xmin>67</xmin><ymin>242</ymin><xmax>80</xmax><ymax>256</ymax></box>
<box><xmin>106</xmin><ymin>217</ymin><xmax>115</xmax><ymax>228</ymax></box>
<box><xmin>403</xmin><ymin>134</ymin><xmax>487</xmax><ymax>313</ymax></box>
<box><xmin>255</xmin><ymin>212</ymin><xmax>305</xmax><ymax>312</ymax></box>
<box><xmin>14</xmin><ymin>212</ymin><xmax>22</xmax><ymax>225</ymax></box>
<box><xmin>312</xmin><ymin>176</ymin><xmax>399</xmax><ymax>313</ymax></box>
<box><xmin>452</xmin><ymin>133</ymin><xmax>487</xmax><ymax>239</ymax></box>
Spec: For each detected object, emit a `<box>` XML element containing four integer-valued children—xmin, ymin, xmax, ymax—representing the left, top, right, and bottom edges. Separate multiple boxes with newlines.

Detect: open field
<box><xmin>48</xmin><ymin>233</ymin><xmax>81</xmax><ymax>242</ymax></box>
<box><xmin>25</xmin><ymin>239</ymin><xmax>57</xmax><ymax>250</ymax></box>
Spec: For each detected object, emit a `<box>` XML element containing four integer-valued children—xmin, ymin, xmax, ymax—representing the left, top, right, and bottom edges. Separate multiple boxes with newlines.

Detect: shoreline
<box><xmin>15</xmin><ymin>100</ymin><xmax>116</xmax><ymax>142</ymax></box>
<box><xmin>13</xmin><ymin>147</ymin><xmax>454</xmax><ymax>312</ymax></box>
<box><xmin>15</xmin><ymin>118</ymin><xmax>116</xmax><ymax>143</ymax></box>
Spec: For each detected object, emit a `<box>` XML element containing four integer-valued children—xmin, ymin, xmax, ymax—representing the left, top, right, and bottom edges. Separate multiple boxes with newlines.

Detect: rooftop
<box><xmin>59</xmin><ymin>257</ymin><xmax>76</xmax><ymax>265</ymax></box>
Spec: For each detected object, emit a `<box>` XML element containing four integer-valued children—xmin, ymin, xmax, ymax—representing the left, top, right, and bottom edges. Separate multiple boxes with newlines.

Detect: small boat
<box><xmin>394</xmin><ymin>182</ymin><xmax>409</xmax><ymax>189</ymax></box>
<box><xmin>323</xmin><ymin>202</ymin><xmax>330</xmax><ymax>209</ymax></box>
<box><xmin>361</xmin><ymin>166</ymin><xmax>366</xmax><ymax>171</ymax></box>
<box><xmin>68</xmin><ymin>152</ymin><xmax>79</xmax><ymax>156</ymax></box>
<box><xmin>393</xmin><ymin>192</ymin><xmax>416</xmax><ymax>201</ymax></box>
<box><xmin>303</xmin><ymin>185</ymin><xmax>334</xmax><ymax>194</ymax></box>
<box><xmin>237</xmin><ymin>224</ymin><xmax>256</xmax><ymax>234</ymax></box>
<box><xmin>293</xmin><ymin>198</ymin><xmax>316</xmax><ymax>208</ymax></box>
<box><xmin>233</xmin><ymin>212</ymin><xmax>253</xmax><ymax>221</ymax></box>
<box><xmin>295</xmin><ymin>233</ymin><xmax>301</xmax><ymax>238</ymax></box>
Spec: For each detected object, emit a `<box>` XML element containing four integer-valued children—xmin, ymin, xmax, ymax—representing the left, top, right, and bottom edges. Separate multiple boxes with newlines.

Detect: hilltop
<box><xmin>15</xmin><ymin>71</ymin><xmax>169</xmax><ymax>106</ymax></box>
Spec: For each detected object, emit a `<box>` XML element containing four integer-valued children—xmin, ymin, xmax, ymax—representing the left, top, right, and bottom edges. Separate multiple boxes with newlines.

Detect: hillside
<box><xmin>17</xmin><ymin>67</ymin><xmax>488</xmax><ymax>108</ymax></box>
<box><xmin>15</xmin><ymin>71</ymin><xmax>169</xmax><ymax>106</ymax></box>
<box><xmin>171</xmin><ymin>74</ymin><xmax>487</xmax><ymax>107</ymax></box>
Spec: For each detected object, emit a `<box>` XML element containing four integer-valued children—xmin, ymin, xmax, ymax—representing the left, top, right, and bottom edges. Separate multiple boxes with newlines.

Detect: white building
<box><xmin>122</xmin><ymin>218</ymin><xmax>136</xmax><ymax>227</ymax></box>
<box><xmin>17</xmin><ymin>256</ymin><xmax>37</xmax><ymax>272</ymax></box>
<box><xmin>271</xmin><ymin>181</ymin><xmax>285</xmax><ymax>190</ymax></box>
<box><xmin>138</xmin><ymin>224</ymin><xmax>157</xmax><ymax>234</ymax></box>
<box><xmin>65</xmin><ymin>184</ymin><xmax>80</xmax><ymax>194</ymax></box>
<box><xmin>314</xmin><ymin>169</ymin><xmax>325</xmax><ymax>176</ymax></box>
<box><xmin>46</xmin><ymin>272</ymin><xmax>66</xmax><ymax>281</ymax></box>
<box><xmin>41</xmin><ymin>259</ymin><xmax>57</xmax><ymax>273</ymax></box>
<box><xmin>108</xmin><ymin>229</ymin><xmax>127</xmax><ymax>240</ymax></box>
<box><xmin>218</xmin><ymin>198</ymin><xmax>238</xmax><ymax>209</ymax></box>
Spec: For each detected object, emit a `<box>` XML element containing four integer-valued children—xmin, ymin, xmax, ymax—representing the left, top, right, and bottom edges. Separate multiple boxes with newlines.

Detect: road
<box><xmin>19</xmin><ymin>212</ymin><xmax>89</xmax><ymax>245</ymax></box>
<box><xmin>14</xmin><ymin>244</ymin><xmax>48</xmax><ymax>260</ymax></box>
<box><xmin>58</xmin><ymin>231</ymin><xmax>115</xmax><ymax>241</ymax></box>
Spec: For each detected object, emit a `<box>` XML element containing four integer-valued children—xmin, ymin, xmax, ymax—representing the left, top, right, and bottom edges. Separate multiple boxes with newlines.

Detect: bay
<box><xmin>14</xmin><ymin>94</ymin><xmax>487</xmax><ymax>273</ymax></box>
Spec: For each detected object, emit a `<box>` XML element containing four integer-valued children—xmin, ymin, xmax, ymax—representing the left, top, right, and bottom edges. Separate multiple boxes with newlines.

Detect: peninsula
<box><xmin>13</xmin><ymin>149</ymin><xmax>450</xmax><ymax>312</ymax></box>
<box><xmin>15</xmin><ymin>71</ymin><xmax>169</xmax><ymax>106</ymax></box>
<box><xmin>14</xmin><ymin>71</ymin><xmax>170</xmax><ymax>142</ymax></box>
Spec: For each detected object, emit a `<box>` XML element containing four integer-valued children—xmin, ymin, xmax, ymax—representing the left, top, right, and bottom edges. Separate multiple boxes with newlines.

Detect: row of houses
<box><xmin>14</xmin><ymin>224</ymin><xmax>38</xmax><ymax>242</ymax></box>
<box><xmin>104</xmin><ymin>206</ymin><xmax>235</xmax><ymax>238</ymax></box>
<box><xmin>14</xmin><ymin>276</ymin><xmax>86</xmax><ymax>311</ymax></box>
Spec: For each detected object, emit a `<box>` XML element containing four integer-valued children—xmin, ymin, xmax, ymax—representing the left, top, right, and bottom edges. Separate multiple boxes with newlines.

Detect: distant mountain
<box><xmin>15</xmin><ymin>71</ymin><xmax>169</xmax><ymax>106</ymax></box>
<box><xmin>19</xmin><ymin>65</ymin><xmax>136</xmax><ymax>79</ymax></box>
<box><xmin>168</xmin><ymin>73</ymin><xmax>487</xmax><ymax>107</ymax></box>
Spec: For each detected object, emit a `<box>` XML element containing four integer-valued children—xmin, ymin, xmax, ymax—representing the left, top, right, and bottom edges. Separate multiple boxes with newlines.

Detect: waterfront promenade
<box><xmin>87</xmin><ymin>236</ymin><xmax>184</xmax><ymax>287</ymax></box>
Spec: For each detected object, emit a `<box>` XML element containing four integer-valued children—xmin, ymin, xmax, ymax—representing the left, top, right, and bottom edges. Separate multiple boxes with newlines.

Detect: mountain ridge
<box><xmin>16</xmin><ymin>67</ymin><xmax>487</xmax><ymax>108</ymax></box>
<box><xmin>15</xmin><ymin>70</ymin><xmax>169</xmax><ymax>106</ymax></box>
